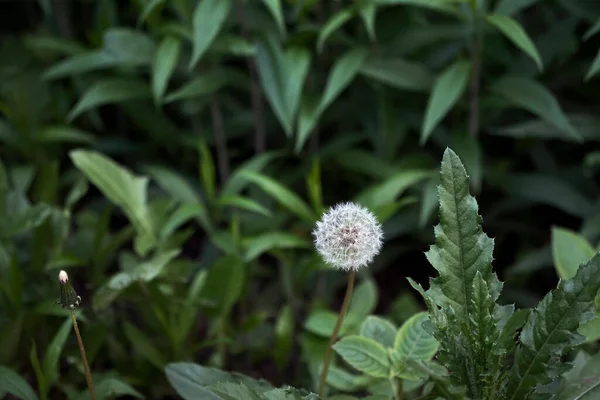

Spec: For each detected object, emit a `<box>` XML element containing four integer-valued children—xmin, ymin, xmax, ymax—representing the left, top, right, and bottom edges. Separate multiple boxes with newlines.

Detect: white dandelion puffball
<box><xmin>313</xmin><ymin>202</ymin><xmax>383</xmax><ymax>271</ymax></box>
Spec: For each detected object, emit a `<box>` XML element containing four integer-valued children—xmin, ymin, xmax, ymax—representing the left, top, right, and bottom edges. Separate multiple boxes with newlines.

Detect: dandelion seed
<box><xmin>313</xmin><ymin>202</ymin><xmax>383</xmax><ymax>271</ymax></box>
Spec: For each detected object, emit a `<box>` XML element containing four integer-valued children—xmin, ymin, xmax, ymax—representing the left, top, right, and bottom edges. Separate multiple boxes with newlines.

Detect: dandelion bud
<box><xmin>312</xmin><ymin>202</ymin><xmax>383</xmax><ymax>271</ymax></box>
<box><xmin>57</xmin><ymin>270</ymin><xmax>82</xmax><ymax>310</ymax></box>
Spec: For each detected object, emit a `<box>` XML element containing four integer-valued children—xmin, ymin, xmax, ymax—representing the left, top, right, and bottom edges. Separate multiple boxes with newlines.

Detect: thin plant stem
<box><xmin>318</xmin><ymin>269</ymin><xmax>356</xmax><ymax>397</ymax></box>
<box><xmin>391</xmin><ymin>377</ymin><xmax>404</xmax><ymax>400</ymax></box>
<box><xmin>70</xmin><ymin>312</ymin><xmax>96</xmax><ymax>400</ymax></box>
<box><xmin>209</xmin><ymin>95</ymin><xmax>230</xmax><ymax>184</ymax></box>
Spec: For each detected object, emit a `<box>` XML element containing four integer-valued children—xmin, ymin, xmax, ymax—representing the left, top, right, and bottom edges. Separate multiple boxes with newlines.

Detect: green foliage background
<box><xmin>1</xmin><ymin>0</ymin><xmax>600</xmax><ymax>398</ymax></box>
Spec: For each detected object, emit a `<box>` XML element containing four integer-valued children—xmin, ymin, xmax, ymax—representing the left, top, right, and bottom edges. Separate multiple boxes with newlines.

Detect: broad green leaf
<box><xmin>222</xmin><ymin>151</ymin><xmax>284</xmax><ymax>196</ymax></box>
<box><xmin>42</xmin><ymin>50</ymin><xmax>120</xmax><ymax>80</ymax></box>
<box><xmin>585</xmin><ymin>48</ymin><xmax>600</xmax><ymax>81</ymax></box>
<box><xmin>70</xmin><ymin>150</ymin><xmax>155</xmax><ymax>252</ymax></box>
<box><xmin>295</xmin><ymin>47</ymin><xmax>368</xmax><ymax>152</ymax></box>
<box><xmin>420</xmin><ymin>60</ymin><xmax>471</xmax><ymax>144</ymax></box>
<box><xmin>153</xmin><ymin>36</ymin><xmax>181</xmax><ymax>104</ymax></box>
<box><xmin>0</xmin><ymin>204</ymin><xmax>52</xmax><ymax>239</ymax></box>
<box><xmin>507</xmin><ymin>251</ymin><xmax>600</xmax><ymax>399</ymax></box>
<box><xmin>261</xmin><ymin>0</ymin><xmax>286</xmax><ymax>35</ymax></box>
<box><xmin>552</xmin><ymin>227</ymin><xmax>596</xmax><ymax>279</ymax></box>
<box><xmin>486</xmin><ymin>14</ymin><xmax>543</xmax><ymax>71</ymax></box>
<box><xmin>189</xmin><ymin>0</ymin><xmax>232</xmax><ymax>68</ymax></box>
<box><xmin>394</xmin><ymin>312</ymin><xmax>439</xmax><ymax>361</ymax></box>
<box><xmin>359</xmin><ymin>57</ymin><xmax>433</xmax><ymax>92</ymax></box>
<box><xmin>239</xmin><ymin>171</ymin><xmax>315</xmax><ymax>223</ymax></box>
<box><xmin>67</xmin><ymin>79</ymin><xmax>151</xmax><ymax>121</ymax></box>
<box><xmin>578</xmin><ymin>310</ymin><xmax>600</xmax><ymax>343</ymax></box>
<box><xmin>210</xmin><ymin>382</ymin><xmax>262</xmax><ymax>400</ymax></box>
<box><xmin>123</xmin><ymin>321</ymin><xmax>167</xmax><ymax>370</ymax></box>
<box><xmin>243</xmin><ymin>232</ymin><xmax>310</xmax><ymax>262</ymax></box>
<box><xmin>491</xmin><ymin>76</ymin><xmax>580</xmax><ymax>141</ymax></box>
<box><xmin>90</xmin><ymin>377</ymin><xmax>144</xmax><ymax>399</ymax></box>
<box><xmin>317</xmin><ymin>9</ymin><xmax>354</xmax><ymax>52</ymax></box>
<box><xmin>200</xmin><ymin>256</ymin><xmax>245</xmax><ymax>316</ymax></box>
<box><xmin>103</xmin><ymin>28</ymin><xmax>156</xmax><ymax>65</ymax></box>
<box><xmin>160</xmin><ymin>204</ymin><xmax>209</xmax><ymax>238</ymax></box>
<box><xmin>333</xmin><ymin>335</ymin><xmax>391</xmax><ymax>378</ymax></box>
<box><xmin>326</xmin><ymin>365</ymin><xmax>371</xmax><ymax>392</ymax></box>
<box><xmin>283</xmin><ymin>48</ymin><xmax>311</xmax><ymax>127</ymax></box>
<box><xmin>43</xmin><ymin>317</ymin><xmax>73</xmax><ymax>386</ymax></box>
<box><xmin>360</xmin><ymin>316</ymin><xmax>397</xmax><ymax>348</ymax></box>
<box><xmin>144</xmin><ymin>166</ymin><xmax>202</xmax><ymax>203</ymax></box>
<box><xmin>0</xmin><ymin>366</ymin><xmax>39</xmax><ymax>400</ymax></box>
<box><xmin>304</xmin><ymin>309</ymin><xmax>360</xmax><ymax>337</ymax></box>
<box><xmin>557</xmin><ymin>351</ymin><xmax>600</xmax><ymax>400</ymax></box>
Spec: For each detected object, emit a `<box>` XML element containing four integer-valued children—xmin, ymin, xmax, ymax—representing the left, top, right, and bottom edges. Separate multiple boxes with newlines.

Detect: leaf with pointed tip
<box><xmin>585</xmin><ymin>48</ymin><xmax>600</xmax><ymax>81</ymax></box>
<box><xmin>189</xmin><ymin>0</ymin><xmax>232</xmax><ymax>68</ymax></box>
<box><xmin>333</xmin><ymin>335</ymin><xmax>391</xmax><ymax>378</ymax></box>
<box><xmin>394</xmin><ymin>312</ymin><xmax>439</xmax><ymax>361</ymax></box>
<box><xmin>153</xmin><ymin>36</ymin><xmax>181</xmax><ymax>104</ymax></box>
<box><xmin>360</xmin><ymin>316</ymin><xmax>397</xmax><ymax>348</ymax></box>
<box><xmin>552</xmin><ymin>227</ymin><xmax>596</xmax><ymax>280</ymax></box>
<box><xmin>261</xmin><ymin>0</ymin><xmax>286</xmax><ymax>35</ymax></box>
<box><xmin>317</xmin><ymin>9</ymin><xmax>354</xmax><ymax>52</ymax></box>
<box><xmin>486</xmin><ymin>14</ymin><xmax>543</xmax><ymax>71</ymax></box>
<box><xmin>506</xmin><ymin>251</ymin><xmax>600</xmax><ymax>400</ymax></box>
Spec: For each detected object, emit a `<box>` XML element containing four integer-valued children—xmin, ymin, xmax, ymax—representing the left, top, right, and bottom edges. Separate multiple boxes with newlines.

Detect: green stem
<box><xmin>391</xmin><ymin>377</ymin><xmax>403</xmax><ymax>400</ymax></box>
<box><xmin>70</xmin><ymin>312</ymin><xmax>96</xmax><ymax>400</ymax></box>
<box><xmin>217</xmin><ymin>316</ymin><xmax>228</xmax><ymax>369</ymax></box>
<box><xmin>318</xmin><ymin>269</ymin><xmax>356</xmax><ymax>398</ymax></box>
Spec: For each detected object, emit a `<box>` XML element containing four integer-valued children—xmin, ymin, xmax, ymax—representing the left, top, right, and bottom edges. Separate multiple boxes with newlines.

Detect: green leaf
<box><xmin>210</xmin><ymin>382</ymin><xmax>262</xmax><ymax>400</ymax></box>
<box><xmin>494</xmin><ymin>0</ymin><xmax>541</xmax><ymax>16</ymax></box>
<box><xmin>557</xmin><ymin>351</ymin><xmax>600</xmax><ymax>400</ymax></box>
<box><xmin>239</xmin><ymin>171</ymin><xmax>315</xmax><ymax>223</ymax></box>
<box><xmin>420</xmin><ymin>60</ymin><xmax>471</xmax><ymax>144</ymax></box>
<box><xmin>92</xmin><ymin>377</ymin><xmax>145</xmax><ymax>399</ymax></box>
<box><xmin>304</xmin><ymin>309</ymin><xmax>359</xmax><ymax>337</ymax></box>
<box><xmin>42</xmin><ymin>50</ymin><xmax>120</xmax><ymax>80</ymax></box>
<box><xmin>0</xmin><ymin>366</ymin><xmax>39</xmax><ymax>400</ymax></box>
<box><xmin>360</xmin><ymin>316</ymin><xmax>397</xmax><ymax>348</ymax></box>
<box><xmin>317</xmin><ymin>8</ymin><xmax>354</xmax><ymax>52</ymax></box>
<box><xmin>138</xmin><ymin>0</ymin><xmax>166</xmax><ymax>25</ymax></box>
<box><xmin>359</xmin><ymin>57</ymin><xmax>433</xmax><ymax>92</ymax></box>
<box><xmin>70</xmin><ymin>150</ymin><xmax>155</xmax><ymax>253</ymax></box>
<box><xmin>243</xmin><ymin>232</ymin><xmax>310</xmax><ymax>262</ymax></box>
<box><xmin>165</xmin><ymin>70</ymin><xmax>237</xmax><ymax>103</ymax></box>
<box><xmin>200</xmin><ymin>256</ymin><xmax>245</xmax><ymax>316</ymax></box>
<box><xmin>585</xmin><ymin>48</ymin><xmax>600</xmax><ymax>81</ymax></box>
<box><xmin>217</xmin><ymin>195</ymin><xmax>272</xmax><ymax>217</ymax></box>
<box><xmin>103</xmin><ymin>28</ymin><xmax>156</xmax><ymax>66</ymax></box>
<box><xmin>275</xmin><ymin>304</ymin><xmax>294</xmax><ymax>370</ymax></box>
<box><xmin>373</xmin><ymin>0</ymin><xmax>459</xmax><ymax>15</ymax></box>
<box><xmin>160</xmin><ymin>204</ymin><xmax>208</xmax><ymax>239</ymax></box>
<box><xmin>43</xmin><ymin>317</ymin><xmax>72</xmax><ymax>386</ymax></box>
<box><xmin>35</xmin><ymin>126</ymin><xmax>95</xmax><ymax>144</ymax></box>
<box><xmin>355</xmin><ymin>170</ymin><xmax>431</xmax><ymax>210</ymax></box>
<box><xmin>153</xmin><ymin>36</ymin><xmax>181</xmax><ymax>104</ymax></box>
<box><xmin>552</xmin><ymin>227</ymin><xmax>596</xmax><ymax>280</ymax></box>
<box><xmin>189</xmin><ymin>0</ymin><xmax>232</xmax><ymax>68</ymax></box>
<box><xmin>491</xmin><ymin>76</ymin><xmax>581</xmax><ymax>141</ymax></box>
<box><xmin>198</xmin><ymin>140</ymin><xmax>216</xmax><ymax>200</ymax></box>
<box><xmin>123</xmin><ymin>321</ymin><xmax>167</xmax><ymax>370</ymax></box>
<box><xmin>261</xmin><ymin>0</ymin><xmax>286</xmax><ymax>35</ymax></box>
<box><xmin>507</xmin><ymin>251</ymin><xmax>600</xmax><ymax>400</ymax></box>
<box><xmin>333</xmin><ymin>335</ymin><xmax>391</xmax><ymax>378</ymax></box>
<box><xmin>29</xmin><ymin>342</ymin><xmax>46</xmax><ymax>399</ymax></box>
<box><xmin>67</xmin><ymin>79</ymin><xmax>151</xmax><ymax>121</ymax></box>
<box><xmin>486</xmin><ymin>14</ymin><xmax>543</xmax><ymax>71</ymax></box>
<box><xmin>359</xmin><ymin>3</ymin><xmax>377</xmax><ymax>41</ymax></box>
<box><xmin>394</xmin><ymin>312</ymin><xmax>439</xmax><ymax>361</ymax></box>
<box><xmin>295</xmin><ymin>47</ymin><xmax>368</xmax><ymax>152</ymax></box>
<box><xmin>348</xmin><ymin>278</ymin><xmax>378</xmax><ymax>320</ymax></box>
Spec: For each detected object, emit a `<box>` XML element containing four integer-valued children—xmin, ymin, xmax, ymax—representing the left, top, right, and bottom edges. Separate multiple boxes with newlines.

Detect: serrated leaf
<box><xmin>557</xmin><ymin>350</ymin><xmax>600</xmax><ymax>400</ymax></box>
<box><xmin>491</xmin><ymin>76</ymin><xmax>580</xmax><ymax>141</ymax></box>
<box><xmin>507</xmin><ymin>251</ymin><xmax>600</xmax><ymax>400</ymax></box>
<box><xmin>153</xmin><ymin>36</ymin><xmax>181</xmax><ymax>104</ymax></box>
<box><xmin>486</xmin><ymin>14</ymin><xmax>543</xmax><ymax>71</ymax></box>
<box><xmin>333</xmin><ymin>335</ymin><xmax>391</xmax><ymax>378</ymax></box>
<box><xmin>552</xmin><ymin>227</ymin><xmax>596</xmax><ymax>280</ymax></box>
<box><xmin>394</xmin><ymin>312</ymin><xmax>439</xmax><ymax>361</ymax></box>
<box><xmin>421</xmin><ymin>60</ymin><xmax>471</xmax><ymax>144</ymax></box>
<box><xmin>189</xmin><ymin>0</ymin><xmax>232</xmax><ymax>68</ymax></box>
<box><xmin>67</xmin><ymin>79</ymin><xmax>151</xmax><ymax>121</ymax></box>
<box><xmin>360</xmin><ymin>316</ymin><xmax>397</xmax><ymax>348</ymax></box>
<box><xmin>210</xmin><ymin>382</ymin><xmax>262</xmax><ymax>400</ymax></box>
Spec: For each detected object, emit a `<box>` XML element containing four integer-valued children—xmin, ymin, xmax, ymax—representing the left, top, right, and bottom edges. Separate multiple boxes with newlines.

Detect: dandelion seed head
<box><xmin>312</xmin><ymin>202</ymin><xmax>383</xmax><ymax>271</ymax></box>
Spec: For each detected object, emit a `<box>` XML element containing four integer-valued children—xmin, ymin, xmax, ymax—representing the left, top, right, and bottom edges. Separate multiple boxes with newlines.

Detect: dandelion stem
<box><xmin>70</xmin><ymin>311</ymin><xmax>96</xmax><ymax>400</ymax></box>
<box><xmin>318</xmin><ymin>269</ymin><xmax>356</xmax><ymax>397</ymax></box>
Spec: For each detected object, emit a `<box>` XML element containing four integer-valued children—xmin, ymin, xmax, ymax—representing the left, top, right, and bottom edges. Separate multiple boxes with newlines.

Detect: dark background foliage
<box><xmin>1</xmin><ymin>0</ymin><xmax>600</xmax><ymax>399</ymax></box>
